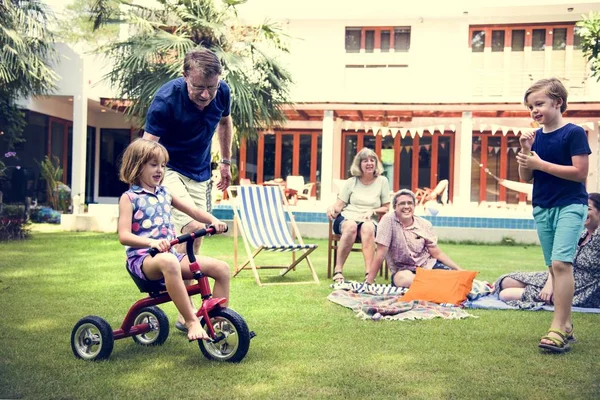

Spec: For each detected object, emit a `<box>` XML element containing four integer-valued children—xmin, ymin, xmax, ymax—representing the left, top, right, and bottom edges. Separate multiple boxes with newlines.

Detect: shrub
<box><xmin>29</xmin><ymin>206</ymin><xmax>61</xmax><ymax>224</ymax></box>
<box><xmin>0</xmin><ymin>204</ymin><xmax>30</xmax><ymax>241</ymax></box>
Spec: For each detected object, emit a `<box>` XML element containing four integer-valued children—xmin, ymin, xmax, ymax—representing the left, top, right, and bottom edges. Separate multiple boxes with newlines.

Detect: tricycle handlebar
<box><xmin>148</xmin><ymin>225</ymin><xmax>227</xmax><ymax>257</ymax></box>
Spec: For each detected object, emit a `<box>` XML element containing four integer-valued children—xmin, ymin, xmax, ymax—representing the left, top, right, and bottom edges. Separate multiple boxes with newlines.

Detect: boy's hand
<box><xmin>149</xmin><ymin>239</ymin><xmax>171</xmax><ymax>252</ymax></box>
<box><xmin>516</xmin><ymin>150</ymin><xmax>542</xmax><ymax>170</ymax></box>
<box><xmin>519</xmin><ymin>131</ymin><xmax>535</xmax><ymax>153</ymax></box>
<box><xmin>210</xmin><ymin>218</ymin><xmax>228</xmax><ymax>233</ymax></box>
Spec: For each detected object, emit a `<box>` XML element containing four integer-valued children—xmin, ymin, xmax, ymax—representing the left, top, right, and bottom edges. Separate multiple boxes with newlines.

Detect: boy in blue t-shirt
<box><xmin>517</xmin><ymin>78</ymin><xmax>591</xmax><ymax>354</ymax></box>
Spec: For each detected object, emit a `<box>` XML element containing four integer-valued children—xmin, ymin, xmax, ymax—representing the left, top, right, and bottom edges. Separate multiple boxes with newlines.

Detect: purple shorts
<box><xmin>127</xmin><ymin>251</ymin><xmax>186</xmax><ymax>282</ymax></box>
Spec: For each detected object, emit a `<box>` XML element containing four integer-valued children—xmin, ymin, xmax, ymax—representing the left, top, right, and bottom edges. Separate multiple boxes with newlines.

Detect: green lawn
<box><xmin>1</xmin><ymin>230</ymin><xmax>599</xmax><ymax>400</ymax></box>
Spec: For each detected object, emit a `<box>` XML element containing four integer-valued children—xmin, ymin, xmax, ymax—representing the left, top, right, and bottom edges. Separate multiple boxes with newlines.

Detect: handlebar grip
<box><xmin>177</xmin><ymin>232</ymin><xmax>193</xmax><ymax>244</ymax></box>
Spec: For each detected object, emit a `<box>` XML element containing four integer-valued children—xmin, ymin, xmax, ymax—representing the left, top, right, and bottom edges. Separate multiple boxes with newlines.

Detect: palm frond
<box><xmin>88</xmin><ymin>0</ymin><xmax>293</xmax><ymax>139</ymax></box>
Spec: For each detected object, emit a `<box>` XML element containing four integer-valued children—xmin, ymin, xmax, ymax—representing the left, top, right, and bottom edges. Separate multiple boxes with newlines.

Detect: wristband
<box><xmin>219</xmin><ymin>159</ymin><xmax>231</xmax><ymax>165</ymax></box>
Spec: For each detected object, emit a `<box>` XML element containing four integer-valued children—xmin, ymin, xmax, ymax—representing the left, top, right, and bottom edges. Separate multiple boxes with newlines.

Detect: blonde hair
<box><xmin>524</xmin><ymin>77</ymin><xmax>568</xmax><ymax>113</ymax></box>
<box><xmin>119</xmin><ymin>139</ymin><xmax>169</xmax><ymax>185</ymax></box>
<box><xmin>349</xmin><ymin>147</ymin><xmax>384</xmax><ymax>177</ymax></box>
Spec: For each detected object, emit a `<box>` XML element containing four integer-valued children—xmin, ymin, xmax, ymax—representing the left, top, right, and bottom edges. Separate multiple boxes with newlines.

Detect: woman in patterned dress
<box><xmin>496</xmin><ymin>192</ymin><xmax>600</xmax><ymax>309</ymax></box>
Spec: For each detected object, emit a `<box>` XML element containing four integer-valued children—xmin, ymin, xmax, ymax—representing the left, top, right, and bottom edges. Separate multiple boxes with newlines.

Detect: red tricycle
<box><xmin>70</xmin><ymin>226</ymin><xmax>254</xmax><ymax>362</ymax></box>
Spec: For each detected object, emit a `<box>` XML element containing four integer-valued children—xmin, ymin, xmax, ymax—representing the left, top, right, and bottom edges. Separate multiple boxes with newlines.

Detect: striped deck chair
<box><xmin>227</xmin><ymin>185</ymin><xmax>319</xmax><ymax>286</ymax></box>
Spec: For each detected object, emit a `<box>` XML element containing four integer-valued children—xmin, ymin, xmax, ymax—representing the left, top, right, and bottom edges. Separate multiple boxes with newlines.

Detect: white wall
<box><xmin>278</xmin><ymin>11</ymin><xmax>600</xmax><ymax>104</ymax></box>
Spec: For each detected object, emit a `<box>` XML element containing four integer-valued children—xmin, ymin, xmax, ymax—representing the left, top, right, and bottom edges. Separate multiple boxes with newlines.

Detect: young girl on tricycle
<box><xmin>117</xmin><ymin>138</ymin><xmax>229</xmax><ymax>341</ymax></box>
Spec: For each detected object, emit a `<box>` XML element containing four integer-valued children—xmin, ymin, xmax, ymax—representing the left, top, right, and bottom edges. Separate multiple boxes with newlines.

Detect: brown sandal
<box><xmin>332</xmin><ymin>271</ymin><xmax>345</xmax><ymax>284</ymax></box>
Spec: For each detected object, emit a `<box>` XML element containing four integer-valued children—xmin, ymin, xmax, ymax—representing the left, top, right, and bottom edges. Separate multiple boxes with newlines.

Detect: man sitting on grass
<box><xmin>365</xmin><ymin>189</ymin><xmax>462</xmax><ymax>286</ymax></box>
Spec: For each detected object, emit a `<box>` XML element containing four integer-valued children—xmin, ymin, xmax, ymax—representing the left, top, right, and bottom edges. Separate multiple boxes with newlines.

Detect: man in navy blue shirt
<box><xmin>143</xmin><ymin>47</ymin><xmax>233</xmax><ymax>332</ymax></box>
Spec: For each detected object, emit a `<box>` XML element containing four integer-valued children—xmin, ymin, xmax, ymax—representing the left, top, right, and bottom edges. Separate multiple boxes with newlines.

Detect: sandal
<box><xmin>566</xmin><ymin>326</ymin><xmax>576</xmax><ymax>343</ymax></box>
<box><xmin>539</xmin><ymin>328</ymin><xmax>571</xmax><ymax>354</ymax></box>
<box><xmin>332</xmin><ymin>271</ymin><xmax>345</xmax><ymax>284</ymax></box>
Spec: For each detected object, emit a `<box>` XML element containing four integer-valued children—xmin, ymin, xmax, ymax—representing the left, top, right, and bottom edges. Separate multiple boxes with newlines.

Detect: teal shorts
<box><xmin>533</xmin><ymin>204</ymin><xmax>587</xmax><ymax>267</ymax></box>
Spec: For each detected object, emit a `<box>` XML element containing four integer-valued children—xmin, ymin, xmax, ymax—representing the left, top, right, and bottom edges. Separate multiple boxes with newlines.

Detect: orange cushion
<box><xmin>401</xmin><ymin>269</ymin><xmax>478</xmax><ymax>306</ymax></box>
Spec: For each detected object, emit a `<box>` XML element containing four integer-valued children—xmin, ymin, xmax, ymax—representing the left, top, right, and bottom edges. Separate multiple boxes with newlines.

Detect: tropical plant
<box><xmin>0</xmin><ymin>0</ymin><xmax>58</xmax><ymax>174</ymax></box>
<box><xmin>89</xmin><ymin>0</ymin><xmax>293</xmax><ymax>141</ymax></box>
<box><xmin>576</xmin><ymin>11</ymin><xmax>600</xmax><ymax>81</ymax></box>
<box><xmin>38</xmin><ymin>155</ymin><xmax>62</xmax><ymax>210</ymax></box>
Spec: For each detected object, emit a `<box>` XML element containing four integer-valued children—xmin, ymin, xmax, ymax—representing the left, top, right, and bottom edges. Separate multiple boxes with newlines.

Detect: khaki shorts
<box><xmin>163</xmin><ymin>168</ymin><xmax>209</xmax><ymax>233</ymax></box>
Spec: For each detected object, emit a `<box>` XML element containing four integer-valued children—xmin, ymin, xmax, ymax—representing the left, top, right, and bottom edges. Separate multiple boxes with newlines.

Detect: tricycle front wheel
<box><xmin>198</xmin><ymin>308</ymin><xmax>251</xmax><ymax>363</ymax></box>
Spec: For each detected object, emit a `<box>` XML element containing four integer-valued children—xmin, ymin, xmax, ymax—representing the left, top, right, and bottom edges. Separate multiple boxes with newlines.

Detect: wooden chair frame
<box><xmin>228</xmin><ymin>185</ymin><xmax>320</xmax><ymax>286</ymax></box>
<box><xmin>327</xmin><ymin>218</ymin><xmax>389</xmax><ymax>281</ymax></box>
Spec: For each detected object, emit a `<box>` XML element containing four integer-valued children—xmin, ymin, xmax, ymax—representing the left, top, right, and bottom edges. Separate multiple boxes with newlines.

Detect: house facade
<box><xmin>237</xmin><ymin>0</ymin><xmax>600</xmax><ymax>206</ymax></box>
<box><xmin>2</xmin><ymin>1</ymin><xmax>600</xmax><ymax>210</ymax></box>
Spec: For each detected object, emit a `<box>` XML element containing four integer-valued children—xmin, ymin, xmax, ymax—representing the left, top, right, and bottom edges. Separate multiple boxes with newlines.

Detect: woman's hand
<box><xmin>326</xmin><ymin>206</ymin><xmax>338</xmax><ymax>221</ymax></box>
<box><xmin>210</xmin><ymin>218</ymin><xmax>228</xmax><ymax>233</ymax></box>
<box><xmin>537</xmin><ymin>282</ymin><xmax>554</xmax><ymax>304</ymax></box>
<box><xmin>360</xmin><ymin>210</ymin><xmax>375</xmax><ymax>221</ymax></box>
<box><xmin>149</xmin><ymin>239</ymin><xmax>171</xmax><ymax>252</ymax></box>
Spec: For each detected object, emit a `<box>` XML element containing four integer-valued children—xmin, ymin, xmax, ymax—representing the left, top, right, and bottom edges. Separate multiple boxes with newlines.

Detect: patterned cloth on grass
<box><xmin>330</xmin><ymin>279</ymin><xmax>493</xmax><ymax>302</ymax></box>
<box><xmin>467</xmin><ymin>279</ymin><xmax>494</xmax><ymax>300</ymax></box>
<box><xmin>328</xmin><ymin>290</ymin><xmax>476</xmax><ymax>321</ymax></box>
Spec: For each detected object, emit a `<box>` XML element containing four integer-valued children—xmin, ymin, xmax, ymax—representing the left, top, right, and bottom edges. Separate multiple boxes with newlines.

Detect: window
<box><xmin>394</xmin><ymin>28</ymin><xmax>411</xmax><ymax>52</ymax></box>
<box><xmin>85</xmin><ymin>126</ymin><xmax>96</xmax><ymax>204</ymax></box>
<box><xmin>281</xmin><ymin>134</ymin><xmax>294</xmax><ymax>178</ymax></box>
<box><xmin>399</xmin><ymin>137</ymin><xmax>413</xmax><ymax>190</ymax></box>
<box><xmin>240</xmin><ymin>132</ymin><xmax>321</xmax><ymax>198</ymax></box>
<box><xmin>345</xmin><ymin>26</ymin><xmax>411</xmax><ymax>53</ymax></box>
<box><xmin>511</xmin><ymin>30</ymin><xmax>525</xmax><ymax>51</ymax></box>
<box><xmin>471</xmin><ymin>30</ymin><xmax>485</xmax><ymax>52</ymax></box>
<box><xmin>491</xmin><ymin>30</ymin><xmax>505</xmax><ymax>52</ymax></box>
<box><xmin>552</xmin><ymin>28</ymin><xmax>567</xmax><ymax>50</ymax></box>
<box><xmin>574</xmin><ymin>26</ymin><xmax>582</xmax><ymax>50</ymax></box>
<box><xmin>263</xmin><ymin>134</ymin><xmax>276</xmax><ymax>181</ymax></box>
<box><xmin>343</xmin><ymin>135</ymin><xmax>358</xmax><ymax>179</ymax></box>
<box><xmin>98</xmin><ymin>129</ymin><xmax>130</xmax><ymax>197</ymax></box>
<box><xmin>418</xmin><ymin>137</ymin><xmax>432</xmax><ymax>188</ymax></box>
<box><xmin>365</xmin><ymin>30</ymin><xmax>375</xmax><ymax>53</ymax></box>
<box><xmin>345</xmin><ymin>28</ymin><xmax>361</xmax><ymax>53</ymax></box>
<box><xmin>532</xmin><ymin>29</ymin><xmax>546</xmax><ymax>51</ymax></box>
<box><xmin>380</xmin><ymin>30</ymin><xmax>391</xmax><ymax>52</ymax></box>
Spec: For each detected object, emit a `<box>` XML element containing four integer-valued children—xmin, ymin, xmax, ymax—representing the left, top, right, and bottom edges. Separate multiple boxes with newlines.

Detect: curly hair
<box><xmin>349</xmin><ymin>147</ymin><xmax>384</xmax><ymax>177</ymax></box>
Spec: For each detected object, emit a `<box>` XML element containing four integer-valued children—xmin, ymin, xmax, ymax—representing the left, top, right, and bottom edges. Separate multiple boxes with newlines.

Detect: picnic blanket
<box><xmin>330</xmin><ymin>279</ymin><xmax>494</xmax><ymax>300</ymax></box>
<box><xmin>464</xmin><ymin>292</ymin><xmax>600</xmax><ymax>314</ymax></box>
<box><xmin>328</xmin><ymin>281</ymin><xmax>477</xmax><ymax>321</ymax></box>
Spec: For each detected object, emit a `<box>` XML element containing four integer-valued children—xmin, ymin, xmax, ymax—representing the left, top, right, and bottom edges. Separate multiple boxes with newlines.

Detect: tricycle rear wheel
<box><xmin>132</xmin><ymin>306</ymin><xmax>169</xmax><ymax>346</ymax></box>
<box><xmin>71</xmin><ymin>316</ymin><xmax>114</xmax><ymax>361</ymax></box>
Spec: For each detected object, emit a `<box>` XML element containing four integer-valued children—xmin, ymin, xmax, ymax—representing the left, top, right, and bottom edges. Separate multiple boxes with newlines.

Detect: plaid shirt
<box><xmin>376</xmin><ymin>213</ymin><xmax>438</xmax><ymax>274</ymax></box>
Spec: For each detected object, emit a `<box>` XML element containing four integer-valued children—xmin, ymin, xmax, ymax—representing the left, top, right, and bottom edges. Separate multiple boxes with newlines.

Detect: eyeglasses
<box><xmin>186</xmin><ymin>81</ymin><xmax>220</xmax><ymax>94</ymax></box>
<box><xmin>396</xmin><ymin>201</ymin><xmax>414</xmax><ymax>207</ymax></box>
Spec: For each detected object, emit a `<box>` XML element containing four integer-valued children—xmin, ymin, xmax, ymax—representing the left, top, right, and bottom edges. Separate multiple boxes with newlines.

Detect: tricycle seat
<box><xmin>125</xmin><ymin>263</ymin><xmax>166</xmax><ymax>297</ymax></box>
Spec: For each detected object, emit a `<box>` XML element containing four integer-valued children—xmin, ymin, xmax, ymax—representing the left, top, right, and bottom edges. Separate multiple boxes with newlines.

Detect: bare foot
<box><xmin>186</xmin><ymin>320</ymin><xmax>209</xmax><ymax>341</ymax></box>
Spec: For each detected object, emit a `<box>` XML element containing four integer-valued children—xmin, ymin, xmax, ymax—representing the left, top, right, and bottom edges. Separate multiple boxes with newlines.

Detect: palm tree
<box><xmin>0</xmin><ymin>0</ymin><xmax>57</xmax><ymax>174</ymax></box>
<box><xmin>90</xmin><ymin>0</ymin><xmax>293</xmax><ymax>141</ymax></box>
